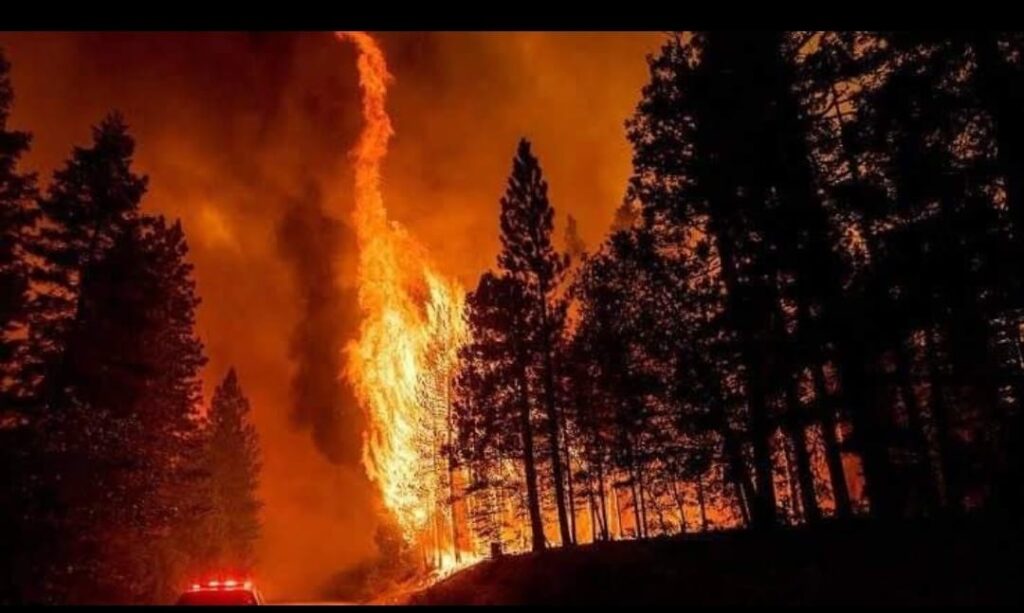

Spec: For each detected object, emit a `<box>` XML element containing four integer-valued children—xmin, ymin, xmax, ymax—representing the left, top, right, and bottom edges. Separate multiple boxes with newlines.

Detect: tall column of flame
<box><xmin>335</xmin><ymin>31</ymin><xmax>469</xmax><ymax>550</ymax></box>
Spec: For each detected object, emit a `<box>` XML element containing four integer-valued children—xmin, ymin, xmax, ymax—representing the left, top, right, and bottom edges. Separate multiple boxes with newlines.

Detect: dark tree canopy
<box><xmin>0</xmin><ymin>48</ymin><xmax>37</xmax><ymax>407</ymax></box>
<box><xmin>453</xmin><ymin>31</ymin><xmax>1024</xmax><ymax>557</ymax></box>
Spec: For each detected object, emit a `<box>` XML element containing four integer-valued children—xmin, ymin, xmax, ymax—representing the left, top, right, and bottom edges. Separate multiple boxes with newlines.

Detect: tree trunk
<box><xmin>516</xmin><ymin>358</ymin><xmax>545</xmax><ymax>551</ymax></box>
<box><xmin>785</xmin><ymin>380</ymin><xmax>822</xmax><ymax>524</ymax></box>
<box><xmin>747</xmin><ymin>377</ymin><xmax>779</xmax><ymax>529</ymax></box>
<box><xmin>538</xmin><ymin>297</ymin><xmax>572</xmax><ymax>547</ymax></box>
<box><xmin>714</xmin><ymin>236</ymin><xmax>778</xmax><ymax>528</ymax></box>
<box><xmin>781</xmin><ymin>434</ymin><xmax>802</xmax><ymax>522</ymax></box>
<box><xmin>612</xmin><ymin>481</ymin><xmax>624</xmax><ymax>539</ymax></box>
<box><xmin>595</xmin><ymin>461</ymin><xmax>610</xmax><ymax>541</ymax></box>
<box><xmin>837</xmin><ymin>346</ymin><xmax>898</xmax><ymax>518</ymax></box>
<box><xmin>827</xmin><ymin>79</ymin><xmax>898</xmax><ymax>521</ymax></box>
<box><xmin>923</xmin><ymin>329</ymin><xmax>959</xmax><ymax>512</ymax></box>
<box><xmin>894</xmin><ymin>340</ymin><xmax>943</xmax><ymax>513</ymax></box>
<box><xmin>732</xmin><ymin>476</ymin><xmax>750</xmax><ymax>528</ymax></box>
<box><xmin>697</xmin><ymin>472</ymin><xmax>709</xmax><ymax>532</ymax></box>
<box><xmin>812</xmin><ymin>364</ymin><xmax>853</xmax><ymax>519</ymax></box>
<box><xmin>651</xmin><ymin>479</ymin><xmax>669</xmax><ymax>536</ymax></box>
<box><xmin>720</xmin><ymin>428</ymin><xmax>755</xmax><ymax>527</ymax></box>
<box><xmin>669</xmin><ymin>478</ymin><xmax>688</xmax><ymax>533</ymax></box>
<box><xmin>561</xmin><ymin>414</ymin><xmax>578</xmax><ymax>544</ymax></box>
<box><xmin>445</xmin><ymin>377</ymin><xmax>461</xmax><ymax>562</ymax></box>
<box><xmin>628</xmin><ymin>475</ymin><xmax>641</xmax><ymax>539</ymax></box>
<box><xmin>626</xmin><ymin>437</ymin><xmax>647</xmax><ymax>539</ymax></box>
<box><xmin>587</xmin><ymin>490</ymin><xmax>598</xmax><ymax>543</ymax></box>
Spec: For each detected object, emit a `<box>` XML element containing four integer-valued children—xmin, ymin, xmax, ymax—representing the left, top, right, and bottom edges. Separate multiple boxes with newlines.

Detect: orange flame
<box><xmin>336</xmin><ymin>31</ymin><xmax>471</xmax><ymax>564</ymax></box>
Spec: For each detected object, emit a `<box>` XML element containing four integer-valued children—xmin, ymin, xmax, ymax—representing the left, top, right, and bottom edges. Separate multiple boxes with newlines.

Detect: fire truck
<box><xmin>176</xmin><ymin>579</ymin><xmax>264</xmax><ymax>605</ymax></box>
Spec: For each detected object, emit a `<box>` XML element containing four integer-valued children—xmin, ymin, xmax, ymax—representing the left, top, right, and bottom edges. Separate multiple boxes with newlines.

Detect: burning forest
<box><xmin>2</xmin><ymin>29</ymin><xmax>1024</xmax><ymax>605</ymax></box>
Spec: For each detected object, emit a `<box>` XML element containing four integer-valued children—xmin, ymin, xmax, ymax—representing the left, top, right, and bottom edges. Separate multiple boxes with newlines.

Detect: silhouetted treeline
<box><xmin>453</xmin><ymin>31</ymin><xmax>1024</xmax><ymax>552</ymax></box>
<box><xmin>0</xmin><ymin>50</ymin><xmax>261</xmax><ymax>604</ymax></box>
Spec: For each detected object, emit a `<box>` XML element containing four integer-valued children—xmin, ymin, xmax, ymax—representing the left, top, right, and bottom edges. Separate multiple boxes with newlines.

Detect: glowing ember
<box><xmin>336</xmin><ymin>31</ymin><xmax>471</xmax><ymax>565</ymax></box>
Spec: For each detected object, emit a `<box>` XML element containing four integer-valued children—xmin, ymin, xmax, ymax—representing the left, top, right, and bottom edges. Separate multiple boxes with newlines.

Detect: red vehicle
<box><xmin>176</xmin><ymin>579</ymin><xmax>264</xmax><ymax>605</ymax></box>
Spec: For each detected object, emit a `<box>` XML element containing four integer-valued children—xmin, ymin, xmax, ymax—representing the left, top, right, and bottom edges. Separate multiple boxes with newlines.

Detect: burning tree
<box><xmin>337</xmin><ymin>31</ymin><xmax>476</xmax><ymax>571</ymax></box>
<box><xmin>414</xmin><ymin>278</ymin><xmax>466</xmax><ymax>567</ymax></box>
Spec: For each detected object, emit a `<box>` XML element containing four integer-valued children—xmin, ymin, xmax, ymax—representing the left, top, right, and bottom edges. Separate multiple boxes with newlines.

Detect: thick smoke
<box><xmin>276</xmin><ymin>183</ymin><xmax>362</xmax><ymax>466</ymax></box>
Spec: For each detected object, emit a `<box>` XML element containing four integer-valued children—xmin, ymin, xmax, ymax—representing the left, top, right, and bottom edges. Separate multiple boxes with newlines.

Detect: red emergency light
<box><xmin>188</xmin><ymin>579</ymin><xmax>253</xmax><ymax>592</ymax></box>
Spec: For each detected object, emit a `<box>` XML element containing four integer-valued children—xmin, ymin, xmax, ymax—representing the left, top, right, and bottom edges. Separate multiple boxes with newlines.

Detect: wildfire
<box><xmin>336</xmin><ymin>31</ymin><xmax>472</xmax><ymax>565</ymax></box>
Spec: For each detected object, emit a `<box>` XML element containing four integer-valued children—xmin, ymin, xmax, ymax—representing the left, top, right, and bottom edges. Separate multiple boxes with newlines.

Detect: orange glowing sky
<box><xmin>0</xmin><ymin>31</ymin><xmax>663</xmax><ymax>599</ymax></box>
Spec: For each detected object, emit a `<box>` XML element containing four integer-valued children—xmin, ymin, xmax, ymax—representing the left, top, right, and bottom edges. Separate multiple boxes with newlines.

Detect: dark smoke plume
<box><xmin>276</xmin><ymin>183</ymin><xmax>362</xmax><ymax>466</ymax></box>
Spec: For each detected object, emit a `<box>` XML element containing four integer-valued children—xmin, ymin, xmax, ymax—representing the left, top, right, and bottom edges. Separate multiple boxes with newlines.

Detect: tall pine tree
<box><xmin>497</xmin><ymin>139</ymin><xmax>573</xmax><ymax>546</ymax></box>
<box><xmin>26</xmin><ymin>112</ymin><xmax>147</xmax><ymax>403</ymax></box>
<box><xmin>18</xmin><ymin>115</ymin><xmax>209</xmax><ymax>604</ymax></box>
<box><xmin>205</xmin><ymin>368</ymin><xmax>262</xmax><ymax>572</ymax></box>
<box><xmin>0</xmin><ymin>46</ymin><xmax>40</xmax><ymax>605</ymax></box>
<box><xmin>0</xmin><ymin>48</ymin><xmax>37</xmax><ymax>407</ymax></box>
